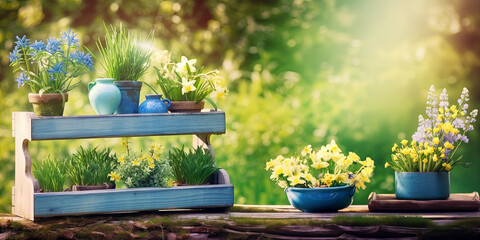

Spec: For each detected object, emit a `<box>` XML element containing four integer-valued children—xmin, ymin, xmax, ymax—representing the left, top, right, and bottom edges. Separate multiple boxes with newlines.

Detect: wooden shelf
<box><xmin>12</xmin><ymin>111</ymin><xmax>233</xmax><ymax>220</ymax></box>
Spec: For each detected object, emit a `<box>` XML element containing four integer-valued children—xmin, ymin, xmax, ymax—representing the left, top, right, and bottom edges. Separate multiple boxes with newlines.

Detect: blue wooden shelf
<box><xmin>12</xmin><ymin>111</ymin><xmax>232</xmax><ymax>220</ymax></box>
<box><xmin>35</xmin><ymin>184</ymin><xmax>234</xmax><ymax>217</ymax></box>
<box><xmin>29</xmin><ymin>111</ymin><xmax>226</xmax><ymax>140</ymax></box>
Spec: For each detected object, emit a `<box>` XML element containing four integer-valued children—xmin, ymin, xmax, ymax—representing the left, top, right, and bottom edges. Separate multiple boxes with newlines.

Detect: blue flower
<box><xmin>15</xmin><ymin>35</ymin><xmax>31</xmax><ymax>49</ymax></box>
<box><xmin>71</xmin><ymin>50</ymin><xmax>94</xmax><ymax>71</ymax></box>
<box><xmin>60</xmin><ymin>29</ymin><xmax>79</xmax><ymax>47</ymax></box>
<box><xmin>15</xmin><ymin>71</ymin><xmax>29</xmax><ymax>87</ymax></box>
<box><xmin>8</xmin><ymin>48</ymin><xmax>20</xmax><ymax>63</ymax></box>
<box><xmin>46</xmin><ymin>37</ymin><xmax>63</xmax><ymax>54</ymax></box>
<box><xmin>31</xmin><ymin>40</ymin><xmax>46</xmax><ymax>51</ymax></box>
<box><xmin>47</xmin><ymin>62</ymin><xmax>67</xmax><ymax>81</ymax></box>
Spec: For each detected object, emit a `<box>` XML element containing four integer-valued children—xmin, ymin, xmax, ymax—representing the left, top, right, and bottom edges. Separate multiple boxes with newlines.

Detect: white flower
<box><xmin>175</xmin><ymin>56</ymin><xmax>197</xmax><ymax>76</ymax></box>
<box><xmin>181</xmin><ymin>77</ymin><xmax>196</xmax><ymax>95</ymax></box>
<box><xmin>210</xmin><ymin>86</ymin><xmax>228</xmax><ymax>101</ymax></box>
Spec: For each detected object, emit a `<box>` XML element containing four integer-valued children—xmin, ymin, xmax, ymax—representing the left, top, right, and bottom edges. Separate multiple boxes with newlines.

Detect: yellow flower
<box><xmin>335</xmin><ymin>173</ymin><xmax>348</xmax><ymax>182</ymax></box>
<box><xmin>439</xmin><ymin>108</ymin><xmax>444</xmax><ymax>114</ymax></box>
<box><xmin>311</xmin><ymin>161</ymin><xmax>329</xmax><ymax>169</ymax></box>
<box><xmin>401</xmin><ymin>139</ymin><xmax>408</xmax><ymax>146</ymax></box>
<box><xmin>444</xmin><ymin>141</ymin><xmax>454</xmax><ymax>149</ymax></box>
<box><xmin>433</xmin><ymin>137</ymin><xmax>439</xmax><ymax>145</ymax></box>
<box><xmin>442</xmin><ymin>163</ymin><xmax>452</xmax><ymax>171</ymax></box>
<box><xmin>392</xmin><ymin>143</ymin><xmax>399</xmax><ymax>152</ymax></box>
<box><xmin>301</xmin><ymin>145</ymin><xmax>312</xmax><ymax>156</ymax></box>
<box><xmin>401</xmin><ymin>148</ymin><xmax>410</xmax><ymax>155</ymax></box>
<box><xmin>347</xmin><ymin>152</ymin><xmax>360</xmax><ymax>163</ymax></box>
<box><xmin>433</xmin><ymin>128</ymin><xmax>439</xmax><ymax>134</ymax></box>
<box><xmin>393</xmin><ymin>155</ymin><xmax>399</xmax><ymax>161</ymax></box>
<box><xmin>118</xmin><ymin>156</ymin><xmax>125</xmax><ymax>164</ymax></box>
<box><xmin>321</xmin><ymin>173</ymin><xmax>335</xmax><ymax>187</ymax></box>
<box><xmin>147</xmin><ymin>156</ymin><xmax>154</xmax><ymax>163</ymax></box>
<box><xmin>433</xmin><ymin>155</ymin><xmax>438</xmax><ymax>162</ymax></box>
<box><xmin>149</xmin><ymin>162</ymin><xmax>155</xmax><ymax>169</ymax></box>
<box><xmin>108</xmin><ymin>171</ymin><xmax>121</xmax><ymax>182</ymax></box>
<box><xmin>278</xmin><ymin>180</ymin><xmax>288</xmax><ymax>188</ymax></box>
<box><xmin>132</xmin><ymin>159</ymin><xmax>140</xmax><ymax>166</ymax></box>
<box><xmin>422</xmin><ymin>158</ymin><xmax>428</xmax><ymax>164</ymax></box>
<box><xmin>365</xmin><ymin>157</ymin><xmax>375</xmax><ymax>167</ymax></box>
<box><xmin>385</xmin><ymin>162</ymin><xmax>391</xmax><ymax>168</ymax></box>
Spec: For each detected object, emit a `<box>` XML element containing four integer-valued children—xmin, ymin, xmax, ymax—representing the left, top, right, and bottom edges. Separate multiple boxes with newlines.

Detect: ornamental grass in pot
<box><xmin>8</xmin><ymin>30</ymin><xmax>94</xmax><ymax>116</ymax></box>
<box><xmin>90</xmin><ymin>24</ymin><xmax>154</xmax><ymax>114</ymax></box>
<box><xmin>266</xmin><ymin>140</ymin><xmax>375</xmax><ymax>212</ymax></box>
<box><xmin>149</xmin><ymin>51</ymin><xmax>228</xmax><ymax>112</ymax></box>
<box><xmin>67</xmin><ymin>146</ymin><xmax>117</xmax><ymax>191</ymax></box>
<box><xmin>386</xmin><ymin>85</ymin><xmax>478</xmax><ymax>200</ymax></box>
<box><xmin>168</xmin><ymin>146</ymin><xmax>220</xmax><ymax>186</ymax></box>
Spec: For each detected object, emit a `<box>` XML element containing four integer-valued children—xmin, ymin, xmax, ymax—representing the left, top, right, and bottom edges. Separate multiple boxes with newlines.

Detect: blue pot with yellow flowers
<box><xmin>266</xmin><ymin>140</ymin><xmax>375</xmax><ymax>212</ymax></box>
<box><xmin>386</xmin><ymin>85</ymin><xmax>478</xmax><ymax>200</ymax></box>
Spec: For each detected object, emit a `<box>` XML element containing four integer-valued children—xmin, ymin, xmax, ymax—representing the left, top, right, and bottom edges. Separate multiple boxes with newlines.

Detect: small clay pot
<box><xmin>28</xmin><ymin>93</ymin><xmax>68</xmax><ymax>116</ymax></box>
<box><xmin>169</xmin><ymin>101</ymin><xmax>204</xmax><ymax>113</ymax></box>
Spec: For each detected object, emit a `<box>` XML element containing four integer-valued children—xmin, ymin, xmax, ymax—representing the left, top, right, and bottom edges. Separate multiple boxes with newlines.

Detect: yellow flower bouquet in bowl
<box><xmin>266</xmin><ymin>140</ymin><xmax>374</xmax><ymax>212</ymax></box>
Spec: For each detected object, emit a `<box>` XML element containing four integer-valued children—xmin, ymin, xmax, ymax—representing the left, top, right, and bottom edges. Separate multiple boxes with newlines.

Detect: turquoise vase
<box><xmin>139</xmin><ymin>94</ymin><xmax>171</xmax><ymax>113</ymax></box>
<box><xmin>88</xmin><ymin>78</ymin><xmax>121</xmax><ymax>115</ymax></box>
<box><xmin>395</xmin><ymin>171</ymin><xmax>450</xmax><ymax>200</ymax></box>
<box><xmin>114</xmin><ymin>81</ymin><xmax>142</xmax><ymax>114</ymax></box>
<box><xmin>285</xmin><ymin>185</ymin><xmax>355</xmax><ymax>212</ymax></box>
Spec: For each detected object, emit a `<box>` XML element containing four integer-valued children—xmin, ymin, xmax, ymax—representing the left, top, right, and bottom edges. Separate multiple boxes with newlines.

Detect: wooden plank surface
<box><xmin>29</xmin><ymin>111</ymin><xmax>226</xmax><ymax>140</ymax></box>
<box><xmin>34</xmin><ymin>184</ymin><xmax>234</xmax><ymax>217</ymax></box>
<box><xmin>368</xmin><ymin>192</ymin><xmax>480</xmax><ymax>212</ymax></box>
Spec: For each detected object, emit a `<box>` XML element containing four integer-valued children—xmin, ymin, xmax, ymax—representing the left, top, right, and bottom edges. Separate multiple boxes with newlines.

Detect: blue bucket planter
<box><xmin>114</xmin><ymin>81</ymin><xmax>142</xmax><ymax>114</ymax></box>
<box><xmin>285</xmin><ymin>185</ymin><xmax>356</xmax><ymax>212</ymax></box>
<box><xmin>395</xmin><ymin>171</ymin><xmax>450</xmax><ymax>200</ymax></box>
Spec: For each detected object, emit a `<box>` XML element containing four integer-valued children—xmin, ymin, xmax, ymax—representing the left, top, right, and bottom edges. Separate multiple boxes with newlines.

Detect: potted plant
<box><xmin>150</xmin><ymin>51</ymin><xmax>228</xmax><ymax>112</ymax></box>
<box><xmin>266</xmin><ymin>140</ymin><xmax>375</xmax><ymax>212</ymax></box>
<box><xmin>67</xmin><ymin>146</ymin><xmax>117</xmax><ymax>191</ymax></box>
<box><xmin>8</xmin><ymin>30</ymin><xmax>94</xmax><ymax>116</ymax></box>
<box><xmin>109</xmin><ymin>138</ymin><xmax>173</xmax><ymax>188</ymax></box>
<box><xmin>32</xmin><ymin>155</ymin><xmax>69</xmax><ymax>192</ymax></box>
<box><xmin>386</xmin><ymin>85</ymin><xmax>477</xmax><ymax>200</ymax></box>
<box><xmin>91</xmin><ymin>24</ymin><xmax>154</xmax><ymax>114</ymax></box>
<box><xmin>168</xmin><ymin>146</ymin><xmax>220</xmax><ymax>185</ymax></box>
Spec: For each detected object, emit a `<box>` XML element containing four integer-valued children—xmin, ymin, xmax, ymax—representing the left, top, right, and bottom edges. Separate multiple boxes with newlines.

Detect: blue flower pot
<box><xmin>88</xmin><ymin>78</ymin><xmax>121</xmax><ymax>115</ymax></box>
<box><xmin>114</xmin><ymin>81</ymin><xmax>142</xmax><ymax>114</ymax></box>
<box><xmin>395</xmin><ymin>171</ymin><xmax>450</xmax><ymax>200</ymax></box>
<box><xmin>139</xmin><ymin>94</ymin><xmax>171</xmax><ymax>114</ymax></box>
<box><xmin>285</xmin><ymin>185</ymin><xmax>356</xmax><ymax>212</ymax></box>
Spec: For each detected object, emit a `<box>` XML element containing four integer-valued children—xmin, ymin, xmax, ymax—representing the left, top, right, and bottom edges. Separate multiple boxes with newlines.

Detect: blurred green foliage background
<box><xmin>1</xmin><ymin>0</ymin><xmax>479</xmax><ymax>213</ymax></box>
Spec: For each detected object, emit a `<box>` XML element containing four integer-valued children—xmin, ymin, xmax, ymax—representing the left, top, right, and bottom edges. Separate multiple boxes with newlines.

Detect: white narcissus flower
<box><xmin>210</xmin><ymin>86</ymin><xmax>228</xmax><ymax>101</ymax></box>
<box><xmin>176</xmin><ymin>56</ymin><xmax>197</xmax><ymax>75</ymax></box>
<box><xmin>181</xmin><ymin>77</ymin><xmax>196</xmax><ymax>95</ymax></box>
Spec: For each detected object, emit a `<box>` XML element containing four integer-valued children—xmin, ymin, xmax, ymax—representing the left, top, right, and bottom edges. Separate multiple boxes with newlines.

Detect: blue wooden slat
<box><xmin>34</xmin><ymin>184</ymin><xmax>234</xmax><ymax>217</ymax></box>
<box><xmin>30</xmin><ymin>112</ymin><xmax>225</xmax><ymax>140</ymax></box>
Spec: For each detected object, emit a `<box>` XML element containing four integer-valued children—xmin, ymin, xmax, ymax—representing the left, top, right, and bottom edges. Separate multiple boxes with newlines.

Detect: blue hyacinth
<box><xmin>61</xmin><ymin>29</ymin><xmax>79</xmax><ymax>47</ymax></box>
<box><xmin>46</xmin><ymin>37</ymin><xmax>63</xmax><ymax>54</ymax></box>
<box><xmin>15</xmin><ymin>35</ymin><xmax>31</xmax><ymax>49</ymax></box>
<box><xmin>71</xmin><ymin>50</ymin><xmax>94</xmax><ymax>71</ymax></box>
<box><xmin>8</xmin><ymin>48</ymin><xmax>20</xmax><ymax>63</ymax></box>
<box><xmin>15</xmin><ymin>71</ymin><xmax>29</xmax><ymax>87</ymax></box>
<box><xmin>47</xmin><ymin>62</ymin><xmax>67</xmax><ymax>78</ymax></box>
<box><xmin>31</xmin><ymin>40</ymin><xmax>46</xmax><ymax>51</ymax></box>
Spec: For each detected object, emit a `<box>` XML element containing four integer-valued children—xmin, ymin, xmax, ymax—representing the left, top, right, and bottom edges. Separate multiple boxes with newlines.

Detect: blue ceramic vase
<box><xmin>114</xmin><ymin>81</ymin><xmax>142</xmax><ymax>114</ymax></box>
<box><xmin>285</xmin><ymin>185</ymin><xmax>356</xmax><ymax>212</ymax></box>
<box><xmin>139</xmin><ymin>94</ymin><xmax>171</xmax><ymax>113</ymax></box>
<box><xmin>88</xmin><ymin>78</ymin><xmax>121</xmax><ymax>115</ymax></box>
<box><xmin>395</xmin><ymin>171</ymin><xmax>450</xmax><ymax>200</ymax></box>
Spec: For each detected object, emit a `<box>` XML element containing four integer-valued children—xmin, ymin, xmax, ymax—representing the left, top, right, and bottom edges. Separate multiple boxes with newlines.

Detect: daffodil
<box><xmin>108</xmin><ymin>171</ymin><xmax>121</xmax><ymax>182</ymax></box>
<box><xmin>181</xmin><ymin>77</ymin><xmax>197</xmax><ymax>95</ymax></box>
<box><xmin>175</xmin><ymin>56</ymin><xmax>197</xmax><ymax>75</ymax></box>
<box><xmin>301</xmin><ymin>145</ymin><xmax>312</xmax><ymax>156</ymax></box>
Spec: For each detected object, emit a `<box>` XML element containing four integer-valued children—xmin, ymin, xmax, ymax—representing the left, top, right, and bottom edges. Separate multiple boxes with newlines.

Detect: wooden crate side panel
<box><xmin>34</xmin><ymin>185</ymin><xmax>234</xmax><ymax>217</ymax></box>
<box><xmin>31</xmin><ymin>112</ymin><xmax>226</xmax><ymax>140</ymax></box>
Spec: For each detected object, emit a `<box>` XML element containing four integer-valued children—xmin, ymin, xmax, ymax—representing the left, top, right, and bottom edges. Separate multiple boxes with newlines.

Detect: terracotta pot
<box><xmin>169</xmin><ymin>101</ymin><xmax>204</xmax><ymax>113</ymax></box>
<box><xmin>72</xmin><ymin>182</ymin><xmax>116</xmax><ymax>191</ymax></box>
<box><xmin>28</xmin><ymin>93</ymin><xmax>68</xmax><ymax>117</ymax></box>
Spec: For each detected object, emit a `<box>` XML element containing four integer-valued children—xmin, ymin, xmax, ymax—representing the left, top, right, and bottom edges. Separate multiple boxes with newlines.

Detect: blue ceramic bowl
<box><xmin>285</xmin><ymin>185</ymin><xmax>356</xmax><ymax>212</ymax></box>
<box><xmin>395</xmin><ymin>171</ymin><xmax>450</xmax><ymax>200</ymax></box>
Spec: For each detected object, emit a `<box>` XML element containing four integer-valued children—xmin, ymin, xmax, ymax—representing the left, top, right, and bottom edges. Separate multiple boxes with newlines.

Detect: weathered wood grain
<box><xmin>30</xmin><ymin>111</ymin><xmax>226</xmax><ymax>140</ymax></box>
<box><xmin>368</xmin><ymin>192</ymin><xmax>480</xmax><ymax>212</ymax></box>
<box><xmin>34</xmin><ymin>184</ymin><xmax>234</xmax><ymax>217</ymax></box>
